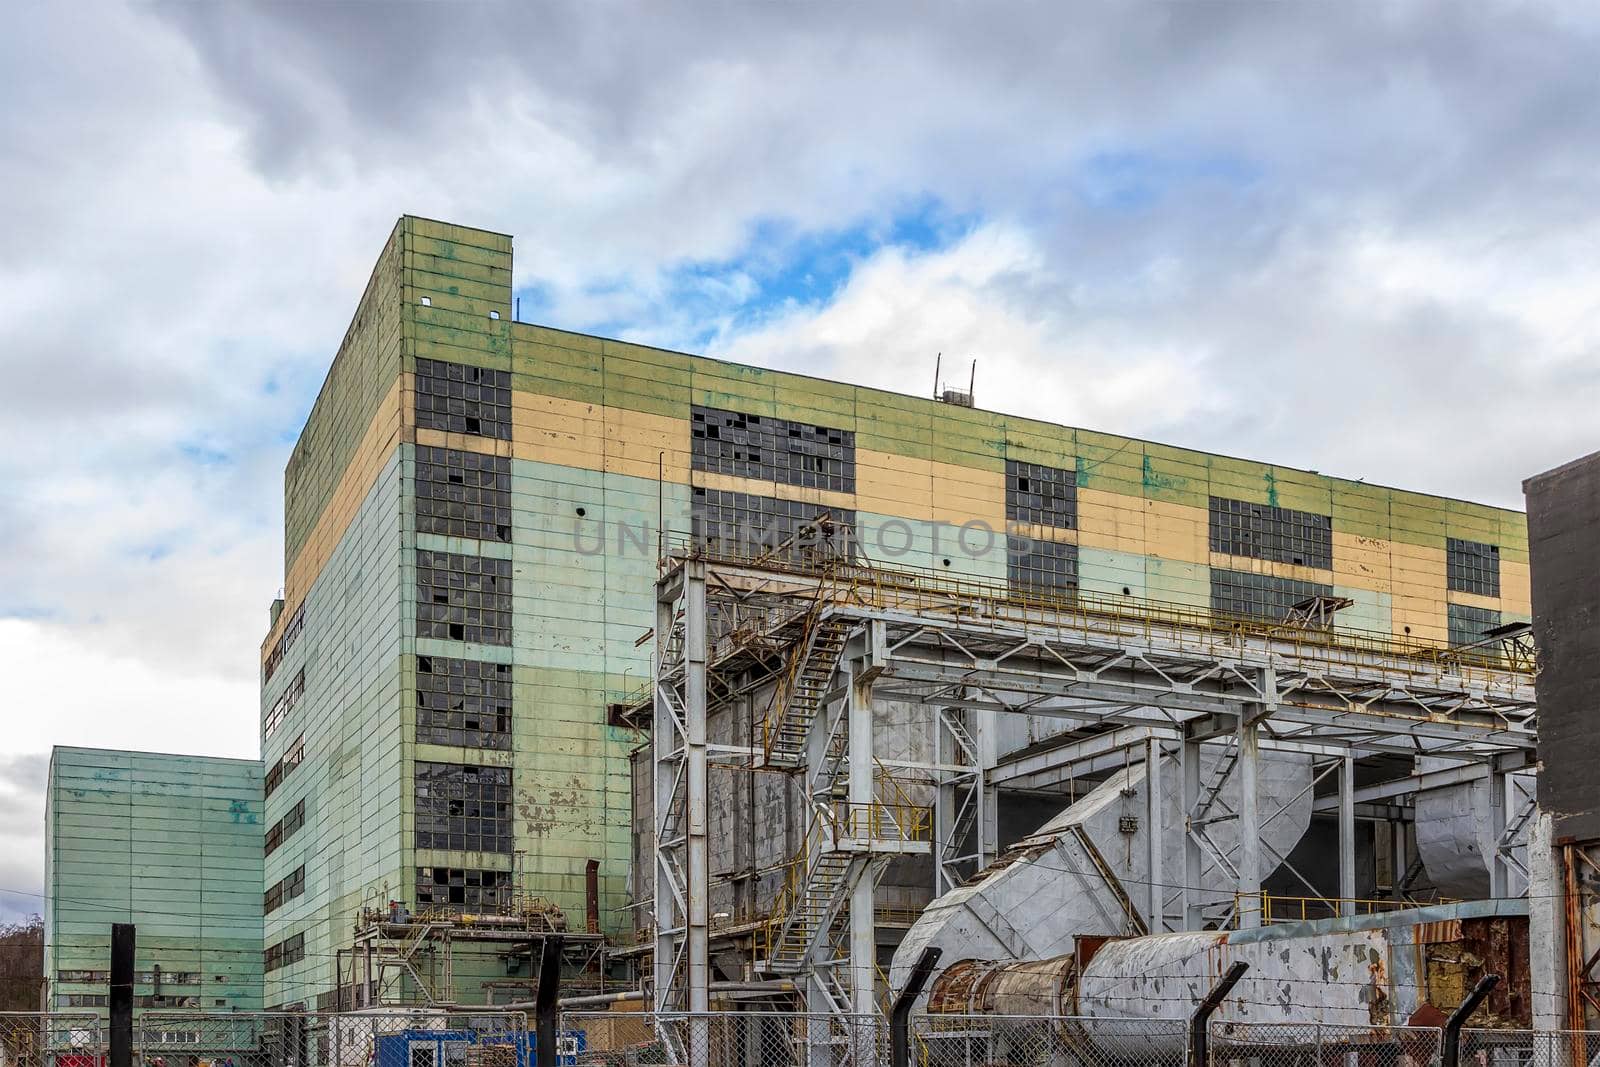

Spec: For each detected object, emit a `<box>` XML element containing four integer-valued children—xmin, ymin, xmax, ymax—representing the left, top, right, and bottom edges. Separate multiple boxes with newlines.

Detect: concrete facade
<box><xmin>43</xmin><ymin>747</ymin><xmax>264</xmax><ymax>1017</ymax></box>
<box><xmin>239</xmin><ymin>214</ymin><xmax>1531</xmax><ymax>1009</ymax></box>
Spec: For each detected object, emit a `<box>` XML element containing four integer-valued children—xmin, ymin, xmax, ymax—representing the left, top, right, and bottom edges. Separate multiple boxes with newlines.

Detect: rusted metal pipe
<box><xmin>1187</xmin><ymin>962</ymin><xmax>1248</xmax><ymax>1067</ymax></box>
<box><xmin>1441</xmin><ymin>973</ymin><xmax>1501</xmax><ymax>1067</ymax></box>
<box><xmin>585</xmin><ymin>860</ymin><xmax>601</xmax><ymax>934</ymax></box>
<box><xmin>891</xmin><ymin>948</ymin><xmax>942</xmax><ymax>1067</ymax></box>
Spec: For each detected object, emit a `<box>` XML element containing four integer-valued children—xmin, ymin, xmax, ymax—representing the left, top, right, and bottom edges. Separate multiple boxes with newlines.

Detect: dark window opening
<box><xmin>1006</xmin><ymin>460</ymin><xmax>1077</xmax><ymax>530</ymax></box>
<box><xmin>690</xmin><ymin>405</ymin><xmax>855</xmax><ymax>493</ymax></box>
<box><xmin>415</xmin><ymin>446</ymin><xmax>513</xmax><ymax>543</ymax></box>
<box><xmin>1447</xmin><ymin>537</ymin><xmax>1501</xmax><ymax>597</ymax></box>
<box><xmin>414</xmin><ymin>761</ymin><xmax>514</xmax><ymax>854</ymax></box>
<box><xmin>1006</xmin><ymin>537</ymin><xmax>1078</xmax><ymax>597</ymax></box>
<box><xmin>414</xmin><ymin>358</ymin><xmax>512</xmax><ymax>440</ymax></box>
<box><xmin>416</xmin><ymin>656</ymin><xmax>513</xmax><ymax>750</ymax></box>
<box><xmin>415</xmin><ymin>867</ymin><xmax>512</xmax><ymax>912</ymax></box>
<box><xmin>1208</xmin><ymin>496</ymin><xmax>1332</xmax><ymax>570</ymax></box>
<box><xmin>415</xmin><ymin>549</ymin><xmax>513</xmax><ymax>646</ymax></box>
<box><xmin>1210</xmin><ymin>568</ymin><xmax>1333</xmax><ymax>622</ymax></box>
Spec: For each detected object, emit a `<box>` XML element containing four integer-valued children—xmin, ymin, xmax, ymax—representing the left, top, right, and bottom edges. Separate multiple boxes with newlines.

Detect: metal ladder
<box><xmin>763</xmin><ymin>607</ymin><xmax>853</xmax><ymax>767</ymax></box>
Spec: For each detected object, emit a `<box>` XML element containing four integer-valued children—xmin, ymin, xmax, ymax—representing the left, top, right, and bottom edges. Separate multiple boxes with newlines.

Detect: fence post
<box><xmin>890</xmin><ymin>948</ymin><xmax>942</xmax><ymax>1067</ymax></box>
<box><xmin>535</xmin><ymin>934</ymin><xmax>564</xmax><ymax>1067</ymax></box>
<box><xmin>109</xmin><ymin>923</ymin><xmax>134</xmax><ymax>1067</ymax></box>
<box><xmin>1188</xmin><ymin>962</ymin><xmax>1248</xmax><ymax>1067</ymax></box>
<box><xmin>1441</xmin><ymin>974</ymin><xmax>1500</xmax><ymax>1067</ymax></box>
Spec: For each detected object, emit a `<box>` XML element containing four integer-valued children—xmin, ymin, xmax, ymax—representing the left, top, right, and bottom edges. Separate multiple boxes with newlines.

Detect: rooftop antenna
<box><xmin>934</xmin><ymin>353</ymin><xmax>976</xmax><ymax>408</ymax></box>
<box><xmin>932</xmin><ymin>353</ymin><xmax>942</xmax><ymax>400</ymax></box>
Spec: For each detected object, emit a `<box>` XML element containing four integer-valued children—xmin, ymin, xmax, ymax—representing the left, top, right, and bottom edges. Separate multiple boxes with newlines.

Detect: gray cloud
<box><xmin>0</xmin><ymin>0</ymin><xmax>1596</xmax><ymax>905</ymax></box>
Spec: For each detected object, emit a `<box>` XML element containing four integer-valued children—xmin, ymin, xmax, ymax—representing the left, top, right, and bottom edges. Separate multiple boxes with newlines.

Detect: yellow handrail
<box><xmin>1234</xmin><ymin>890</ymin><xmax>1460</xmax><ymax>926</ymax></box>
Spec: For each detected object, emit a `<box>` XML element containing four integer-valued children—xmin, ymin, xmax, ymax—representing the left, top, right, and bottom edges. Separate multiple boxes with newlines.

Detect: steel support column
<box><xmin>1146</xmin><ymin>736</ymin><xmax>1164</xmax><ymax>931</ymax></box>
<box><xmin>847</xmin><ymin>651</ymin><xmax>877</xmax><ymax>1019</ymax></box>
<box><xmin>1236</xmin><ymin>714</ymin><xmax>1262</xmax><ymax>929</ymax></box>
<box><xmin>1182</xmin><ymin>733</ymin><xmax>1204</xmax><ymax>930</ymax></box>
<box><xmin>1339</xmin><ymin>754</ymin><xmax>1357</xmax><ymax>915</ymax></box>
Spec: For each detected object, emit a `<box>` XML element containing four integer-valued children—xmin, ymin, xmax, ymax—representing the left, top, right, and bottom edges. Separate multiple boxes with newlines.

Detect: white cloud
<box><xmin>1</xmin><ymin>0</ymin><xmax>1598</xmax><ymax>908</ymax></box>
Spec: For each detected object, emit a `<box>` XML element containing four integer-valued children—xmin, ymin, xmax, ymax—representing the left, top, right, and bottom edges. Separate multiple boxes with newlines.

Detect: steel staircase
<box><xmin>762</xmin><ymin>606</ymin><xmax>854</xmax><ymax>767</ymax></box>
<box><xmin>763</xmin><ymin>814</ymin><xmax>860</xmax><ymax>974</ymax></box>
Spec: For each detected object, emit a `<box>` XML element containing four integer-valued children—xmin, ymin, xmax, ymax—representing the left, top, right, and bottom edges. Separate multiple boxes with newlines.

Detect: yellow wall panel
<box><xmin>1144</xmin><ymin>499</ymin><xmax>1208</xmax><ymax>563</ymax></box>
<box><xmin>688</xmin><ymin>470</ymin><xmax>855</xmax><ymax>514</ymax></box>
<box><xmin>1446</xmin><ymin>589</ymin><xmax>1502</xmax><ymax>612</ymax></box>
<box><xmin>1077</xmin><ymin>487</ymin><xmax>1148</xmax><ymax>555</ymax></box>
<box><xmin>1332</xmin><ymin>532</ymin><xmax>1393</xmax><ymax>595</ymax></box>
<box><xmin>929</xmin><ymin>460</ymin><xmax>1005</xmax><ymax>528</ymax></box>
<box><xmin>857</xmin><ymin>449</ymin><xmax>935</xmax><ymax>516</ymax></box>
<box><xmin>267</xmin><ymin>373</ymin><xmax>408</xmax><ymax>662</ymax></box>
<box><xmin>1501</xmin><ymin>560</ymin><xmax>1531</xmax><ymax>615</ymax></box>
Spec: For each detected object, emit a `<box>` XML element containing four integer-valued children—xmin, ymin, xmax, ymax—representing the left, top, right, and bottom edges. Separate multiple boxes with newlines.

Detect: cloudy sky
<box><xmin>2</xmin><ymin>0</ymin><xmax>1597</xmax><ymax>920</ymax></box>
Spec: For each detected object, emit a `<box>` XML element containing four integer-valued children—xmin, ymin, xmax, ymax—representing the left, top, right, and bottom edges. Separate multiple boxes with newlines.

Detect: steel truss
<box><xmin>647</xmin><ymin>550</ymin><xmax>1537</xmax><ymax>1042</ymax></box>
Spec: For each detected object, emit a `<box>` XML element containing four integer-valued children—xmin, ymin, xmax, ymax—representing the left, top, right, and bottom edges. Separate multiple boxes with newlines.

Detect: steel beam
<box><xmin>1339</xmin><ymin>754</ymin><xmax>1356</xmax><ymax>915</ymax></box>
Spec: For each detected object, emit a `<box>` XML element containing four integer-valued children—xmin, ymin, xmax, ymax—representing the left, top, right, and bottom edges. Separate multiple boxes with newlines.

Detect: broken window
<box><xmin>1210</xmin><ymin>568</ymin><xmax>1333</xmax><ymax>622</ymax></box>
<box><xmin>1006</xmin><ymin>460</ymin><xmax>1077</xmax><ymax>529</ymax></box>
<box><xmin>414</xmin><ymin>358</ymin><xmax>512</xmax><ymax>440</ymax></box>
<box><xmin>690</xmin><ymin>406</ymin><xmax>855</xmax><ymax>492</ymax></box>
<box><xmin>263</xmin><ymin>604</ymin><xmax>305</xmax><ymax>684</ymax></box>
<box><xmin>264</xmin><ymin>798</ymin><xmax>307</xmax><ymax>858</ymax></box>
<box><xmin>264</xmin><ymin>735</ymin><xmax>305</xmax><ymax>799</ymax></box>
<box><xmin>1447</xmin><ymin>537</ymin><xmax>1501</xmax><ymax>598</ymax></box>
<box><xmin>263</xmin><ymin>668</ymin><xmax>305</xmax><ymax>740</ymax></box>
<box><xmin>1007</xmin><ymin>537</ymin><xmax>1078</xmax><ymax>597</ymax></box>
<box><xmin>416</xmin><ymin>656</ymin><xmax>513</xmax><ymax>750</ymax></box>
<box><xmin>690</xmin><ymin>487</ymin><xmax>855</xmax><ymax>558</ymax></box>
<box><xmin>415</xmin><ymin>867</ymin><xmax>512</xmax><ymax>911</ymax></box>
<box><xmin>415</xmin><ymin>446</ymin><xmax>513</xmax><ymax>543</ymax></box>
<box><xmin>1448</xmin><ymin>602</ymin><xmax>1502</xmax><ymax>647</ymax></box>
<box><xmin>264</xmin><ymin>865</ymin><xmax>306</xmax><ymax>916</ymax></box>
<box><xmin>263</xmin><ymin>932</ymin><xmax>305</xmax><ymax>973</ymax></box>
<box><xmin>1208</xmin><ymin>496</ymin><xmax>1333</xmax><ymax>569</ymax></box>
<box><xmin>415</xmin><ymin>549</ymin><xmax>514</xmax><ymax>646</ymax></box>
<box><xmin>414</xmin><ymin>761</ymin><xmax>514</xmax><ymax>854</ymax></box>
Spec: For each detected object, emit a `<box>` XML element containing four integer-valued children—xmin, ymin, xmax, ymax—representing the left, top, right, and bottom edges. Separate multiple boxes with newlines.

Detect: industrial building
<box><xmin>42</xmin><ymin>748</ymin><xmax>264</xmax><ymax>1018</ymax></box>
<box><xmin>42</xmin><ymin>216</ymin><xmax>1595</xmax><ymax>1041</ymax></box>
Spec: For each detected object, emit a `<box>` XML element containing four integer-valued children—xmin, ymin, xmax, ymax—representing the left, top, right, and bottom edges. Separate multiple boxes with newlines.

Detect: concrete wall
<box><xmin>45</xmin><ymin>747</ymin><xmax>264</xmax><ymax>1016</ymax></box>
<box><xmin>245</xmin><ymin>216</ymin><xmax>1534</xmax><ymax>1008</ymax></box>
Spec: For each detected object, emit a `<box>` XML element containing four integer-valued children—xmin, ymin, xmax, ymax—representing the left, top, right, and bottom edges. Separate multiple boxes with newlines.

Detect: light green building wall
<box><xmin>44</xmin><ymin>747</ymin><xmax>264</xmax><ymax>1016</ymax></box>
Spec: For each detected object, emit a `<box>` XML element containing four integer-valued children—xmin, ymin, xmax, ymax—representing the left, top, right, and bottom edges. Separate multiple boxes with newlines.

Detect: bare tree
<box><xmin>0</xmin><ymin>916</ymin><xmax>44</xmax><ymax>1012</ymax></box>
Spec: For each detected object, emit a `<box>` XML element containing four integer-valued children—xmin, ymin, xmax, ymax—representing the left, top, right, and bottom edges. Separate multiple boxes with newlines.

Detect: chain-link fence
<box><xmin>6</xmin><ymin>1009</ymin><xmax>1597</xmax><ymax>1067</ymax></box>
<box><xmin>1207</xmin><ymin>1022</ymin><xmax>1445</xmax><ymax>1067</ymax></box>
<box><xmin>562</xmin><ymin>1012</ymin><xmax>885</xmax><ymax>1067</ymax></box>
<box><xmin>1457</xmin><ymin>1028</ymin><xmax>1600</xmax><ymax>1067</ymax></box>
<box><xmin>133</xmin><ymin>1010</ymin><xmax>532</xmax><ymax>1067</ymax></box>
<box><xmin>0</xmin><ymin>1013</ymin><xmax>105</xmax><ymax>1067</ymax></box>
<box><xmin>913</xmin><ymin>1014</ymin><xmax>1189</xmax><ymax>1067</ymax></box>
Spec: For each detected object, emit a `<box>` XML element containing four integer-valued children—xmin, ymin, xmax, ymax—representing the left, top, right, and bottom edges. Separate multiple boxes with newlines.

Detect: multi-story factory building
<box><xmin>43</xmin><ymin>748</ymin><xmax>264</xmax><ymax>1017</ymax></box>
<box><xmin>246</xmin><ymin>216</ymin><xmax>1535</xmax><ymax>1011</ymax></box>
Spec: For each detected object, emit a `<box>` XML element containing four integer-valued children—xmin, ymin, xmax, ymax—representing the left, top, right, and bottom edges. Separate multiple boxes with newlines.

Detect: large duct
<box><xmin>1413</xmin><ymin>762</ymin><xmax>1534</xmax><ymax>898</ymax></box>
<box><xmin>889</xmin><ymin>748</ymin><xmax>1313</xmax><ymax>996</ymax></box>
<box><xmin>922</xmin><ymin>901</ymin><xmax>1531</xmax><ymax>1046</ymax></box>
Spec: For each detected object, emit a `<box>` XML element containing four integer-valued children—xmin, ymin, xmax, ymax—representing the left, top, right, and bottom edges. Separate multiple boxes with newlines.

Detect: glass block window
<box><xmin>1448</xmin><ymin>602</ymin><xmax>1502</xmax><ymax>647</ymax></box>
<box><xmin>1447</xmin><ymin>538</ymin><xmax>1501</xmax><ymax>597</ymax></box>
<box><xmin>415</xmin><ymin>446</ymin><xmax>513</xmax><ymax>542</ymax></box>
<box><xmin>416</xmin><ymin>550</ymin><xmax>513</xmax><ymax>645</ymax></box>
<box><xmin>265</xmin><ymin>798</ymin><xmax>306</xmax><ymax>858</ymax></box>
<box><xmin>1007</xmin><ymin>537</ymin><xmax>1078</xmax><ymax>596</ymax></box>
<box><xmin>414</xmin><ymin>762</ymin><xmax>514</xmax><ymax>854</ymax></box>
<box><xmin>416</xmin><ymin>656</ymin><xmax>513</xmax><ymax>750</ymax></box>
<box><xmin>416</xmin><ymin>867</ymin><xmax>512</xmax><ymax>911</ymax></box>
<box><xmin>264</xmin><ymin>736</ymin><xmax>305</xmax><ymax>799</ymax></box>
<box><xmin>1006</xmin><ymin>461</ymin><xmax>1077</xmax><ymax>529</ymax></box>
<box><xmin>263</xmin><ymin>604</ymin><xmax>304</xmax><ymax>684</ymax></box>
<box><xmin>264</xmin><ymin>933</ymin><xmax>305</xmax><ymax>973</ymax></box>
<box><xmin>690</xmin><ymin>406</ymin><xmax>855</xmax><ymax>492</ymax></box>
<box><xmin>414</xmin><ymin>358</ymin><xmax>512</xmax><ymax>440</ymax></box>
<box><xmin>264</xmin><ymin>668</ymin><xmax>305</xmax><ymax>740</ymax></box>
<box><xmin>1210</xmin><ymin>569</ymin><xmax>1334</xmax><ymax>622</ymax></box>
<box><xmin>264</xmin><ymin>865</ymin><xmax>306</xmax><ymax>916</ymax></box>
<box><xmin>690</xmin><ymin>488</ymin><xmax>855</xmax><ymax>557</ymax></box>
<box><xmin>1208</xmin><ymin>497</ymin><xmax>1333</xmax><ymax>569</ymax></box>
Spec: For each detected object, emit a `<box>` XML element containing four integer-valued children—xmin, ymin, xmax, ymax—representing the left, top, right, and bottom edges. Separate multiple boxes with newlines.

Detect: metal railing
<box><xmin>660</xmin><ymin>536</ymin><xmax>1532</xmax><ymax>684</ymax></box>
<box><xmin>1232</xmin><ymin>891</ymin><xmax>1460</xmax><ymax>926</ymax></box>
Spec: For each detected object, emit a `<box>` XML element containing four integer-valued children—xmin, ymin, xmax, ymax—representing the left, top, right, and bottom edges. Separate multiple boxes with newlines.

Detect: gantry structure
<box><xmin>645</xmin><ymin>533</ymin><xmax>1538</xmax><ymax>1047</ymax></box>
